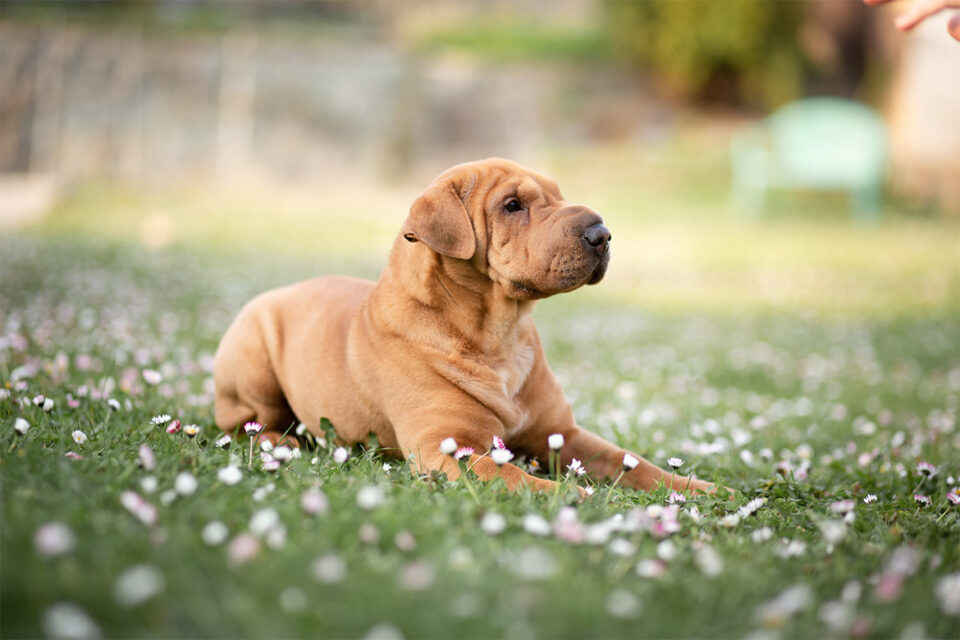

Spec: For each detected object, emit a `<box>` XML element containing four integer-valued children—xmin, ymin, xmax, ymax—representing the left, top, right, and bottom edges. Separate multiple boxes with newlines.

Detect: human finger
<box><xmin>895</xmin><ymin>0</ymin><xmax>960</xmax><ymax>30</ymax></box>
<box><xmin>948</xmin><ymin>11</ymin><xmax>960</xmax><ymax>39</ymax></box>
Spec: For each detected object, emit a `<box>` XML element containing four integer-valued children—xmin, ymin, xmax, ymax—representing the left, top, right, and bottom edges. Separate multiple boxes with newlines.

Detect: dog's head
<box><xmin>401</xmin><ymin>158</ymin><xmax>610</xmax><ymax>299</ymax></box>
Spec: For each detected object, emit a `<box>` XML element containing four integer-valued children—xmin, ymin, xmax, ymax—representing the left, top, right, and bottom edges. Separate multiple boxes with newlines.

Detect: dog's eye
<box><xmin>504</xmin><ymin>198</ymin><xmax>522</xmax><ymax>213</ymax></box>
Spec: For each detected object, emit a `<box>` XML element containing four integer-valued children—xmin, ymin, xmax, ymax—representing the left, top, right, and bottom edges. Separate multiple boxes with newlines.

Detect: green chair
<box><xmin>731</xmin><ymin>98</ymin><xmax>888</xmax><ymax>223</ymax></box>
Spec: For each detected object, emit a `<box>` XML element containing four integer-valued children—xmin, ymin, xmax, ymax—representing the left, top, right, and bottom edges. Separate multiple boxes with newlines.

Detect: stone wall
<box><xmin>0</xmin><ymin>22</ymin><xmax>644</xmax><ymax>185</ymax></box>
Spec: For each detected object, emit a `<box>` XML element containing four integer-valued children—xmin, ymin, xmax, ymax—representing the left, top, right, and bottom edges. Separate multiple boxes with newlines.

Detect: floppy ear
<box><xmin>402</xmin><ymin>182</ymin><xmax>476</xmax><ymax>260</ymax></box>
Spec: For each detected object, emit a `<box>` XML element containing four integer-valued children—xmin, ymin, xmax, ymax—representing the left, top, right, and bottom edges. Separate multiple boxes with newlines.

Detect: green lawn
<box><xmin>4</xmin><ymin>136</ymin><xmax>960</xmax><ymax>637</ymax></box>
<box><xmin>2</xmin><ymin>225</ymin><xmax>958</xmax><ymax>638</ymax></box>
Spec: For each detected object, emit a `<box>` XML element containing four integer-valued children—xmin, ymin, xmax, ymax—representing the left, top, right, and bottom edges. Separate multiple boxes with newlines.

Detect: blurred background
<box><xmin>1</xmin><ymin>0</ymin><xmax>957</xmax><ymax>316</ymax></box>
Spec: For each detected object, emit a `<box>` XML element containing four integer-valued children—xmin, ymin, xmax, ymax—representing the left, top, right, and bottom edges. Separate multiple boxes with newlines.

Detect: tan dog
<box><xmin>214</xmin><ymin>158</ymin><xmax>714</xmax><ymax>495</ymax></box>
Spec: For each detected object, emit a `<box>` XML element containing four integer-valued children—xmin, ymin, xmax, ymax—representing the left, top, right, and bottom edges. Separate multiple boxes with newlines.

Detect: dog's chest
<box><xmin>494</xmin><ymin>344</ymin><xmax>536</xmax><ymax>399</ymax></box>
<box><xmin>440</xmin><ymin>342</ymin><xmax>536</xmax><ymax>434</ymax></box>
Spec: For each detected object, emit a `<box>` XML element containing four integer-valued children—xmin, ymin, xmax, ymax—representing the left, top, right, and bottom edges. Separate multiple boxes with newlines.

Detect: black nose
<box><xmin>582</xmin><ymin>223</ymin><xmax>611</xmax><ymax>254</ymax></box>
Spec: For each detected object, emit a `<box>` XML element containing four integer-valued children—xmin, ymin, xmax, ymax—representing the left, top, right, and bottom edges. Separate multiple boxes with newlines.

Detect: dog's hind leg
<box><xmin>214</xmin><ymin>364</ymin><xmax>298</xmax><ymax>438</ymax></box>
<box><xmin>213</xmin><ymin>328</ymin><xmax>298</xmax><ymax>446</ymax></box>
<box><xmin>215</xmin><ymin>387</ymin><xmax>298</xmax><ymax>445</ymax></box>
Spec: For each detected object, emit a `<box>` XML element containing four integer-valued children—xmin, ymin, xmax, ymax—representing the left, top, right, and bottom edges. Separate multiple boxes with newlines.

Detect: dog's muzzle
<box><xmin>581</xmin><ymin>223</ymin><xmax>611</xmax><ymax>256</ymax></box>
<box><xmin>583</xmin><ymin>222</ymin><xmax>610</xmax><ymax>285</ymax></box>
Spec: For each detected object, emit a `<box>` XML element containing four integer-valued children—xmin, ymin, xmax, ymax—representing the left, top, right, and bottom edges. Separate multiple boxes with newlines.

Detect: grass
<box><xmin>3</xmin><ymin>136</ymin><xmax>960</xmax><ymax>637</ymax></box>
<box><xmin>34</xmin><ymin>139</ymin><xmax>960</xmax><ymax>319</ymax></box>
<box><xmin>1</xmin><ymin>228</ymin><xmax>958</xmax><ymax>638</ymax></box>
<box><xmin>411</xmin><ymin>21</ymin><xmax>612</xmax><ymax>65</ymax></box>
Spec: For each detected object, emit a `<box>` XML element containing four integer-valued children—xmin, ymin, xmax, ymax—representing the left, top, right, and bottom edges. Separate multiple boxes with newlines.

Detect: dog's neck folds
<box><xmin>372</xmin><ymin>236</ymin><xmax>535</xmax><ymax>358</ymax></box>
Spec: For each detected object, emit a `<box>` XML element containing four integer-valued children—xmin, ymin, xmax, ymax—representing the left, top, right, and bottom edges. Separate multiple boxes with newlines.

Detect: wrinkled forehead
<box><xmin>464</xmin><ymin>166</ymin><xmax>565</xmax><ymax>209</ymax></box>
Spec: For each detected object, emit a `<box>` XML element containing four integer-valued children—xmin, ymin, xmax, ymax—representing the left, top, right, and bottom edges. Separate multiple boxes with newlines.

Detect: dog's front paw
<box><xmin>702</xmin><ymin>482</ymin><xmax>736</xmax><ymax>499</ymax></box>
<box><xmin>681</xmin><ymin>476</ymin><xmax>730</xmax><ymax>497</ymax></box>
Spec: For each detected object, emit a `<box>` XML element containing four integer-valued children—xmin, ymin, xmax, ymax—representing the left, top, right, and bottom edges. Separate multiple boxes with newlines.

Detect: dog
<box><xmin>214</xmin><ymin>158</ymin><xmax>715</xmax><ymax>495</ymax></box>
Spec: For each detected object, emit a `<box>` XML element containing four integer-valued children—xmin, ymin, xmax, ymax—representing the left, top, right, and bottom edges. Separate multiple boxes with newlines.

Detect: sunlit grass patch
<box><xmin>29</xmin><ymin>177</ymin><xmax>959</xmax><ymax>319</ymax></box>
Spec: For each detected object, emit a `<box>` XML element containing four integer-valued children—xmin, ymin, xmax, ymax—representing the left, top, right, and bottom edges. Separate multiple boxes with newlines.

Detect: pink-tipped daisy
<box><xmin>946</xmin><ymin>493</ymin><xmax>960</xmax><ymax>506</ymax></box>
<box><xmin>138</xmin><ymin>444</ymin><xmax>156</xmax><ymax>471</ymax></box>
<box><xmin>243</xmin><ymin>422</ymin><xmax>262</xmax><ymax>436</ymax></box>
<box><xmin>454</xmin><ymin>447</ymin><xmax>474</xmax><ymax>461</ymax></box>
<box><xmin>165</xmin><ymin>420</ymin><xmax>181</xmax><ymax>434</ymax></box>
<box><xmin>667</xmin><ymin>457</ymin><xmax>684</xmax><ymax>470</ymax></box>
<box><xmin>913</xmin><ymin>494</ymin><xmax>931</xmax><ymax>506</ymax></box>
<box><xmin>492</xmin><ymin>435</ymin><xmax>506</xmax><ymax>450</ymax></box>
<box><xmin>215</xmin><ymin>435</ymin><xmax>231</xmax><ymax>449</ymax></box>
<box><xmin>916</xmin><ymin>462</ymin><xmax>938</xmax><ymax>479</ymax></box>
<box><xmin>830</xmin><ymin>500</ymin><xmax>855</xmax><ymax>514</ymax></box>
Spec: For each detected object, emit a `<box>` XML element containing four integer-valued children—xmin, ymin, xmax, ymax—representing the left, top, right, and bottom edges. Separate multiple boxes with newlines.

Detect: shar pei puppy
<box><xmin>214</xmin><ymin>158</ymin><xmax>716</xmax><ymax>495</ymax></box>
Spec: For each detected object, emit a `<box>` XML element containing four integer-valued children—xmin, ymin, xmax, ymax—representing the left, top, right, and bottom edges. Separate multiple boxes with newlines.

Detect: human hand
<box><xmin>864</xmin><ymin>0</ymin><xmax>960</xmax><ymax>41</ymax></box>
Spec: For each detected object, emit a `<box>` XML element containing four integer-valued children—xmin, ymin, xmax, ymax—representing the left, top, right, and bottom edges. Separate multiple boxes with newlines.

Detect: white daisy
<box><xmin>217</xmin><ymin>465</ymin><xmax>242</xmax><ymax>486</ymax></box>
<box><xmin>174</xmin><ymin>472</ymin><xmax>197</xmax><ymax>496</ymax></box>
<box><xmin>34</xmin><ymin>522</ymin><xmax>75</xmax><ymax>557</ymax></box>
<box><xmin>522</xmin><ymin>513</ymin><xmax>551</xmax><ymax>536</ymax></box>
<box><xmin>313</xmin><ymin>554</ymin><xmax>347</xmax><ymax>584</ymax></box>
<box><xmin>481</xmin><ymin>512</ymin><xmax>506</xmax><ymax>535</ymax></box>
<box><xmin>356</xmin><ymin>485</ymin><xmax>386</xmax><ymax>510</ymax></box>
<box><xmin>140</xmin><ymin>476</ymin><xmax>158</xmax><ymax>494</ymax></box>
<box><xmin>490</xmin><ymin>447</ymin><xmax>514</xmax><ymax>466</ymax></box>
<box><xmin>42</xmin><ymin>603</ymin><xmax>101</xmax><ymax>640</ymax></box>
<box><xmin>201</xmin><ymin>521</ymin><xmax>229</xmax><ymax>546</ymax></box>
<box><xmin>567</xmin><ymin>458</ymin><xmax>586</xmax><ymax>476</ymax></box>
<box><xmin>300</xmin><ymin>488</ymin><xmax>329</xmax><ymax>515</ymax></box>
<box><xmin>14</xmin><ymin>417</ymin><xmax>30</xmax><ymax>435</ymax></box>
<box><xmin>249</xmin><ymin>508</ymin><xmax>280</xmax><ymax>537</ymax></box>
<box><xmin>439</xmin><ymin>437</ymin><xmax>458</xmax><ymax>455</ymax></box>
